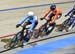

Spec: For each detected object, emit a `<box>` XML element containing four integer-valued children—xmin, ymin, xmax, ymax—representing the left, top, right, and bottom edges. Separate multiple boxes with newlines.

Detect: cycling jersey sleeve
<box><xmin>19</xmin><ymin>16</ymin><xmax>28</xmax><ymax>25</ymax></box>
<box><xmin>43</xmin><ymin>9</ymin><xmax>51</xmax><ymax>18</ymax></box>
<box><xmin>66</xmin><ymin>7</ymin><xmax>74</xmax><ymax>16</ymax></box>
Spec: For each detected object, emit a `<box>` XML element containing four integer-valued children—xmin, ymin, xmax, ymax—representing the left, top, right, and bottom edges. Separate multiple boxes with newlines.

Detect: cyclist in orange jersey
<box><xmin>40</xmin><ymin>4</ymin><xmax>62</xmax><ymax>24</ymax></box>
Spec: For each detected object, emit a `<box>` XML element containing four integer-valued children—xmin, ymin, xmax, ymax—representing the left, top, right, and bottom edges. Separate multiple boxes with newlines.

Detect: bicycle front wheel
<box><xmin>34</xmin><ymin>25</ymin><xmax>46</xmax><ymax>38</ymax></box>
<box><xmin>8</xmin><ymin>32</ymin><xmax>22</xmax><ymax>49</ymax></box>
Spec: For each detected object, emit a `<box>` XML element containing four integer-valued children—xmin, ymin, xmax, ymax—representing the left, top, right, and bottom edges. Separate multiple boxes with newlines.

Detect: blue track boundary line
<box><xmin>0</xmin><ymin>1</ymin><xmax>75</xmax><ymax>12</ymax></box>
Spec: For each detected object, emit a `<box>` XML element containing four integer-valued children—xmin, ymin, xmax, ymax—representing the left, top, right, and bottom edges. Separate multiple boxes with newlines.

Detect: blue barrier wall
<box><xmin>16</xmin><ymin>36</ymin><xmax>75</xmax><ymax>54</ymax></box>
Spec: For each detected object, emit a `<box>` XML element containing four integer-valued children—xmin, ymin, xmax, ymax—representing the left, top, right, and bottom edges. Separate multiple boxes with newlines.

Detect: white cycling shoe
<box><xmin>23</xmin><ymin>42</ymin><xmax>28</xmax><ymax>46</ymax></box>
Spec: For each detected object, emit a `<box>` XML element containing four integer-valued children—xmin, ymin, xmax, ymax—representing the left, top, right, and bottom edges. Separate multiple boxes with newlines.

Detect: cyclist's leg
<box><xmin>19</xmin><ymin>21</ymin><xmax>31</xmax><ymax>46</ymax></box>
<box><xmin>22</xmin><ymin>30</ymin><xmax>32</xmax><ymax>46</ymax></box>
<box><xmin>46</xmin><ymin>23</ymin><xmax>56</xmax><ymax>35</ymax></box>
<box><xmin>46</xmin><ymin>14</ymin><xmax>61</xmax><ymax>34</ymax></box>
<box><xmin>23</xmin><ymin>21</ymin><xmax>38</xmax><ymax>42</ymax></box>
<box><xmin>28</xmin><ymin>21</ymin><xmax>38</xmax><ymax>38</ymax></box>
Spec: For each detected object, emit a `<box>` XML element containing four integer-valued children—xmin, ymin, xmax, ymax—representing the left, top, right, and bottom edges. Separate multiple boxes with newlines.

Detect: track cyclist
<box><xmin>16</xmin><ymin>11</ymin><xmax>38</xmax><ymax>45</ymax></box>
<box><xmin>40</xmin><ymin>4</ymin><xmax>62</xmax><ymax>35</ymax></box>
<box><xmin>65</xmin><ymin>5</ymin><xmax>75</xmax><ymax>30</ymax></box>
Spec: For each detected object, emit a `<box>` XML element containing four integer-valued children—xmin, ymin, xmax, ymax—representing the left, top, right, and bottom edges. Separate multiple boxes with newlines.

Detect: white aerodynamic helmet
<box><xmin>27</xmin><ymin>11</ymin><xmax>34</xmax><ymax>16</ymax></box>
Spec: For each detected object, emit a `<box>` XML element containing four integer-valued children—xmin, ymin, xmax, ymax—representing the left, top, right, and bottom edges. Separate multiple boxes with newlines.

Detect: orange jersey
<box><xmin>43</xmin><ymin>7</ymin><xmax>62</xmax><ymax>18</ymax></box>
<box><xmin>43</xmin><ymin>7</ymin><xmax>62</xmax><ymax>23</ymax></box>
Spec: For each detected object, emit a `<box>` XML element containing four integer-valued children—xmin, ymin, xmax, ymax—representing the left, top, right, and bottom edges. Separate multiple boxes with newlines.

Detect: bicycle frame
<box><xmin>39</xmin><ymin>19</ymin><xmax>55</xmax><ymax>36</ymax></box>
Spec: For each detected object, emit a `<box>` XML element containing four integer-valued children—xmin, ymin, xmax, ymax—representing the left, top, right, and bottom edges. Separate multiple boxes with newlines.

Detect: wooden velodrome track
<box><xmin>0</xmin><ymin>0</ymin><xmax>75</xmax><ymax>54</ymax></box>
<box><xmin>0</xmin><ymin>0</ymin><xmax>74</xmax><ymax>36</ymax></box>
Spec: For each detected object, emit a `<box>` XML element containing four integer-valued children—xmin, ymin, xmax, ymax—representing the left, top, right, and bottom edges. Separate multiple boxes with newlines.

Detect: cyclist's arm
<box><xmin>43</xmin><ymin>9</ymin><xmax>51</xmax><ymax>18</ymax></box>
<box><xmin>19</xmin><ymin>16</ymin><xmax>28</xmax><ymax>25</ymax></box>
<box><xmin>65</xmin><ymin>7</ymin><xmax>74</xmax><ymax>16</ymax></box>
